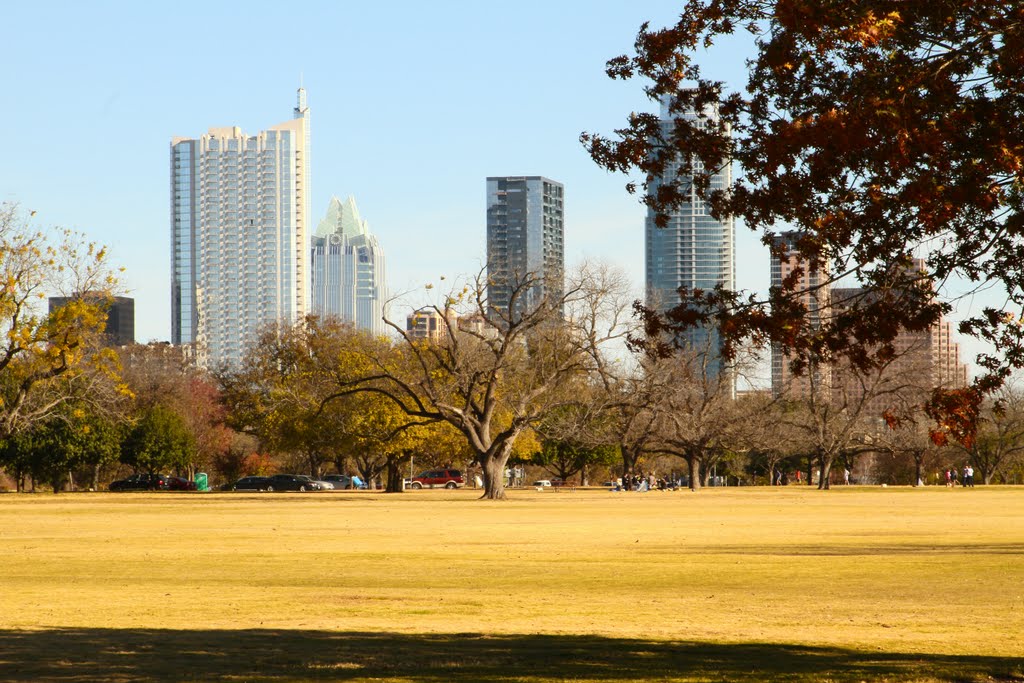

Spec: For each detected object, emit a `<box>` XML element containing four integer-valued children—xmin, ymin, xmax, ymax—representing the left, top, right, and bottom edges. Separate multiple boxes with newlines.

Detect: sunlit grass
<box><xmin>1</xmin><ymin>486</ymin><xmax>1022</xmax><ymax>681</ymax></box>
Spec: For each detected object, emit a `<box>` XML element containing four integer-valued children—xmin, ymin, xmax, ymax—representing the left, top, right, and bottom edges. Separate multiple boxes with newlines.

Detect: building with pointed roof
<box><xmin>311</xmin><ymin>196</ymin><xmax>388</xmax><ymax>336</ymax></box>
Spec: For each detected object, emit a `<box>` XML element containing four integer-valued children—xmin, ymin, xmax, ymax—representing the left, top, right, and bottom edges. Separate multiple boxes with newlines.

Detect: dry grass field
<box><xmin>1</xmin><ymin>486</ymin><xmax>1022</xmax><ymax>682</ymax></box>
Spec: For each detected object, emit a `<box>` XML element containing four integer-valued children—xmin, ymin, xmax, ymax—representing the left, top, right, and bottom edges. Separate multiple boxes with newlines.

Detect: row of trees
<box><xmin>3</xmin><ymin>198</ymin><xmax>1024</xmax><ymax>494</ymax></box>
<box><xmin>0</xmin><ymin>339</ymin><xmax>238</xmax><ymax>493</ymax></box>
<box><xmin>217</xmin><ymin>261</ymin><xmax>1024</xmax><ymax>496</ymax></box>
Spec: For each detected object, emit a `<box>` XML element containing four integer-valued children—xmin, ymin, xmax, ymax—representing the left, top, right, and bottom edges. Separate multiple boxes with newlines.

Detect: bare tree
<box><xmin>645</xmin><ymin>340</ymin><xmax>759</xmax><ymax>491</ymax></box>
<box><xmin>956</xmin><ymin>385</ymin><xmax>1024</xmax><ymax>485</ymax></box>
<box><xmin>322</xmin><ymin>262</ymin><xmax>632</xmax><ymax>500</ymax></box>
<box><xmin>782</xmin><ymin>346</ymin><xmax>930</xmax><ymax>489</ymax></box>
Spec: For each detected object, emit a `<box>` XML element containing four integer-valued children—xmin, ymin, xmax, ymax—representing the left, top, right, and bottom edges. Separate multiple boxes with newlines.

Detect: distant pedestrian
<box><xmin>965</xmin><ymin>464</ymin><xmax>975</xmax><ymax>487</ymax></box>
<box><xmin>951</xmin><ymin>468</ymin><xmax>959</xmax><ymax>486</ymax></box>
<box><xmin>843</xmin><ymin>468</ymin><xmax>851</xmax><ymax>485</ymax></box>
<box><xmin>945</xmin><ymin>469</ymin><xmax>952</xmax><ymax>487</ymax></box>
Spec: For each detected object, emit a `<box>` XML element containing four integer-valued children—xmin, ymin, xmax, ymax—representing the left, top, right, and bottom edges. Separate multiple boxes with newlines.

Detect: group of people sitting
<box><xmin>612</xmin><ymin>473</ymin><xmax>678</xmax><ymax>491</ymax></box>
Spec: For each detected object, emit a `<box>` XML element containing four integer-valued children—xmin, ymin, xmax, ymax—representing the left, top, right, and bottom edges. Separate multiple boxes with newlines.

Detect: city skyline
<box><xmin>1</xmin><ymin>3</ymin><xmax>760</xmax><ymax>342</ymax></box>
<box><xmin>0</xmin><ymin>1</ymin><xmax>986</xmax><ymax>377</ymax></box>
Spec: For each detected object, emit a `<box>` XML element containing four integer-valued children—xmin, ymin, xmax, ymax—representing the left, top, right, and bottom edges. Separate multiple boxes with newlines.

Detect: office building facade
<box><xmin>829</xmin><ymin>262</ymin><xmax>969</xmax><ymax>414</ymax></box>
<box><xmin>171</xmin><ymin>89</ymin><xmax>310</xmax><ymax>366</ymax></box>
<box><xmin>485</xmin><ymin>176</ymin><xmax>564</xmax><ymax>321</ymax></box>
<box><xmin>49</xmin><ymin>295</ymin><xmax>135</xmax><ymax>347</ymax></box>
<box><xmin>311</xmin><ymin>196</ymin><xmax>388</xmax><ymax>337</ymax></box>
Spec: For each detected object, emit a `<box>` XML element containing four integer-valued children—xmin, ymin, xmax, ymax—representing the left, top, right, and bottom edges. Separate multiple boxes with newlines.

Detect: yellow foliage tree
<box><xmin>0</xmin><ymin>204</ymin><xmax>120</xmax><ymax>440</ymax></box>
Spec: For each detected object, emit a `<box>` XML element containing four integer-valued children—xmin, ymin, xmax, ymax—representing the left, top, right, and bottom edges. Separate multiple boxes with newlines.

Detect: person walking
<box><xmin>965</xmin><ymin>464</ymin><xmax>975</xmax><ymax>487</ymax></box>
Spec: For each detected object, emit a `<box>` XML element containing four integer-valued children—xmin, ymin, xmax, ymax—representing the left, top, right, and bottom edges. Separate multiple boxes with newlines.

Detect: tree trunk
<box><xmin>818</xmin><ymin>454</ymin><xmax>833</xmax><ymax>490</ymax></box>
<box><xmin>581</xmin><ymin>463</ymin><xmax>589</xmax><ymax>487</ymax></box>
<box><xmin>357</xmin><ymin>463</ymin><xmax>375</xmax><ymax>490</ymax></box>
<box><xmin>333</xmin><ymin>455</ymin><xmax>348</xmax><ymax>476</ymax></box>
<box><xmin>479</xmin><ymin>445</ymin><xmax>513</xmax><ymax>500</ymax></box>
<box><xmin>384</xmin><ymin>458</ymin><xmax>404</xmax><ymax>493</ymax></box>
<box><xmin>621</xmin><ymin>445</ymin><xmax>642</xmax><ymax>478</ymax></box>
<box><xmin>687</xmin><ymin>456</ymin><xmax>701</xmax><ymax>492</ymax></box>
<box><xmin>91</xmin><ymin>463</ymin><xmax>101</xmax><ymax>492</ymax></box>
<box><xmin>914</xmin><ymin>455</ymin><xmax>924</xmax><ymax>487</ymax></box>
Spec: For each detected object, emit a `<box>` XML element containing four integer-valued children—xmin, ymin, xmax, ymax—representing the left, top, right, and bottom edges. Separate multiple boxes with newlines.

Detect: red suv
<box><xmin>408</xmin><ymin>469</ymin><xmax>464</xmax><ymax>489</ymax></box>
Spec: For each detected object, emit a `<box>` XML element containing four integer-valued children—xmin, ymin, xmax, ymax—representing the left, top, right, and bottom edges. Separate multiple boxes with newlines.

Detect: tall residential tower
<box><xmin>485</xmin><ymin>176</ymin><xmax>564</xmax><ymax>321</ymax></box>
<box><xmin>645</xmin><ymin>96</ymin><xmax>735</xmax><ymax>376</ymax></box>
<box><xmin>171</xmin><ymin>89</ymin><xmax>310</xmax><ymax>366</ymax></box>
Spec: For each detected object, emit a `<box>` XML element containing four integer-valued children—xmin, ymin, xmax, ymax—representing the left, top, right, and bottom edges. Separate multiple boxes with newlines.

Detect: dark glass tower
<box><xmin>486</xmin><ymin>176</ymin><xmax>564</xmax><ymax>322</ymax></box>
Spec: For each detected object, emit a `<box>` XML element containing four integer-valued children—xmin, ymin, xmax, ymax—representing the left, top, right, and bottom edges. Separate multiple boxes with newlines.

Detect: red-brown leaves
<box><xmin>925</xmin><ymin>386</ymin><xmax>982</xmax><ymax>449</ymax></box>
<box><xmin>584</xmin><ymin>0</ymin><xmax>1024</xmax><ymax>437</ymax></box>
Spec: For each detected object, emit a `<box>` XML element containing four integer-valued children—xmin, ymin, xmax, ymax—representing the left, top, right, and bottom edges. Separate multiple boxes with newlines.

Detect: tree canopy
<box><xmin>0</xmin><ymin>204</ymin><xmax>121</xmax><ymax>440</ymax></box>
<box><xmin>583</xmin><ymin>0</ymin><xmax>1024</xmax><ymax>443</ymax></box>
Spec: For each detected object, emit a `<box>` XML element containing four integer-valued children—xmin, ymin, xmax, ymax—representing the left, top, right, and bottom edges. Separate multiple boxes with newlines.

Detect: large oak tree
<box><xmin>583</xmin><ymin>0</ymin><xmax>1024</xmax><ymax>442</ymax></box>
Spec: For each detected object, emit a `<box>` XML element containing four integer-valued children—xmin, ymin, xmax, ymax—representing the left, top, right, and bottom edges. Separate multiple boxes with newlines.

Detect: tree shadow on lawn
<box><xmin>0</xmin><ymin>629</ymin><xmax>1021</xmax><ymax>682</ymax></box>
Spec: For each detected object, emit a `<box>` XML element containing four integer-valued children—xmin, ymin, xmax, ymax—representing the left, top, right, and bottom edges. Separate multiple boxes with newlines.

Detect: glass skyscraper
<box><xmin>645</xmin><ymin>97</ymin><xmax>735</xmax><ymax>376</ymax></box>
<box><xmin>486</xmin><ymin>176</ymin><xmax>564</xmax><ymax>321</ymax></box>
<box><xmin>171</xmin><ymin>89</ymin><xmax>310</xmax><ymax>366</ymax></box>
<box><xmin>311</xmin><ymin>196</ymin><xmax>388</xmax><ymax>337</ymax></box>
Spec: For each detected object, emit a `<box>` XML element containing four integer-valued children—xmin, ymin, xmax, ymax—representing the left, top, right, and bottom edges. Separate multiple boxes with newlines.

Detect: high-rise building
<box><xmin>48</xmin><ymin>295</ymin><xmax>135</xmax><ymax>347</ymax></box>
<box><xmin>311</xmin><ymin>196</ymin><xmax>388</xmax><ymax>337</ymax></box>
<box><xmin>171</xmin><ymin>89</ymin><xmax>310</xmax><ymax>366</ymax></box>
<box><xmin>770</xmin><ymin>231</ymin><xmax>831</xmax><ymax>399</ymax></box>
<box><xmin>645</xmin><ymin>96</ymin><xmax>735</xmax><ymax>375</ymax></box>
<box><xmin>485</xmin><ymin>176</ymin><xmax>564</xmax><ymax>321</ymax></box>
<box><xmin>829</xmin><ymin>261</ymin><xmax>969</xmax><ymax>415</ymax></box>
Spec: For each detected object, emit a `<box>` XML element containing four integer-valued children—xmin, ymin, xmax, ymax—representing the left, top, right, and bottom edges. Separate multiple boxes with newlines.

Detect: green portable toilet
<box><xmin>195</xmin><ymin>472</ymin><xmax>209</xmax><ymax>492</ymax></box>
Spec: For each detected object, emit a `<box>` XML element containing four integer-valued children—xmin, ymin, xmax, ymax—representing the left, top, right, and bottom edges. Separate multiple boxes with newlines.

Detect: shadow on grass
<box><xmin>0</xmin><ymin>630</ymin><xmax>1022</xmax><ymax>682</ymax></box>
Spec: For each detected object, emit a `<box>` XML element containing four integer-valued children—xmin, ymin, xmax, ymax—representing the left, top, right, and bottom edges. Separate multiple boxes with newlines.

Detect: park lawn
<box><xmin>0</xmin><ymin>486</ymin><xmax>1022</xmax><ymax>682</ymax></box>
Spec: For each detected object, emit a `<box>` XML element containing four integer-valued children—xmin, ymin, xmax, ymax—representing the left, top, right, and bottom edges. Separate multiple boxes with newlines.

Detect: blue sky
<box><xmin>0</xmin><ymin>1</ymin><xmax>986</xmax><ymax>374</ymax></box>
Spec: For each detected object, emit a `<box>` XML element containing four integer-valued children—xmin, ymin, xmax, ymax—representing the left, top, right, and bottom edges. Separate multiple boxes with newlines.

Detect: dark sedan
<box><xmin>230</xmin><ymin>476</ymin><xmax>272</xmax><ymax>492</ymax></box>
<box><xmin>167</xmin><ymin>476</ymin><xmax>197</xmax><ymax>491</ymax></box>
<box><xmin>267</xmin><ymin>474</ymin><xmax>322</xmax><ymax>492</ymax></box>
<box><xmin>109</xmin><ymin>473</ymin><xmax>169</xmax><ymax>491</ymax></box>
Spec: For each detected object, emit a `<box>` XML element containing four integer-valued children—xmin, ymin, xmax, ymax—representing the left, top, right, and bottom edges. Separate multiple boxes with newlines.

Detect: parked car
<box><xmin>109</xmin><ymin>473</ymin><xmax>169</xmax><ymax>491</ymax></box>
<box><xmin>266</xmin><ymin>474</ymin><xmax>322</xmax><ymax>492</ymax></box>
<box><xmin>322</xmin><ymin>474</ymin><xmax>364</xmax><ymax>490</ymax></box>
<box><xmin>230</xmin><ymin>476</ymin><xmax>272</xmax><ymax>492</ymax></box>
<box><xmin>312</xmin><ymin>479</ymin><xmax>335</xmax><ymax>490</ymax></box>
<box><xmin>408</xmin><ymin>469</ymin><xmax>464</xmax><ymax>489</ymax></box>
<box><xmin>166</xmin><ymin>476</ymin><xmax>197</xmax><ymax>491</ymax></box>
<box><xmin>533</xmin><ymin>479</ymin><xmax>552</xmax><ymax>488</ymax></box>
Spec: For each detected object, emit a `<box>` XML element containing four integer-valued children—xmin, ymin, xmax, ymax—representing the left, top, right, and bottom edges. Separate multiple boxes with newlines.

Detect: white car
<box><xmin>533</xmin><ymin>480</ymin><xmax>552</xmax><ymax>487</ymax></box>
